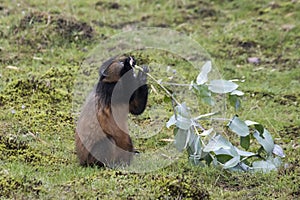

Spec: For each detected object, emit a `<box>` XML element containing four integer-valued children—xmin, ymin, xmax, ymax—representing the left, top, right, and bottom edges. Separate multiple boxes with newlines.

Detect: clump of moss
<box><xmin>11</xmin><ymin>11</ymin><xmax>94</xmax><ymax>49</ymax></box>
<box><xmin>157</xmin><ymin>175</ymin><xmax>210</xmax><ymax>200</ymax></box>
<box><xmin>0</xmin><ymin>132</ymin><xmax>68</xmax><ymax>166</ymax></box>
<box><xmin>1</xmin><ymin>65</ymin><xmax>77</xmax><ymax>116</ymax></box>
<box><xmin>0</xmin><ymin>65</ymin><xmax>77</xmax><ymax>166</ymax></box>
<box><xmin>0</xmin><ymin>171</ymin><xmax>43</xmax><ymax>198</ymax></box>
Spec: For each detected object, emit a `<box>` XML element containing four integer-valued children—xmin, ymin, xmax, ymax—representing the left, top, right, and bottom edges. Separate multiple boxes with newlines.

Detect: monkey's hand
<box><xmin>137</xmin><ymin>65</ymin><xmax>149</xmax><ymax>85</ymax></box>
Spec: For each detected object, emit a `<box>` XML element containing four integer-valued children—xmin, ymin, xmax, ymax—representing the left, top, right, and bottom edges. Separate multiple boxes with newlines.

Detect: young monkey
<box><xmin>75</xmin><ymin>56</ymin><xmax>148</xmax><ymax>167</ymax></box>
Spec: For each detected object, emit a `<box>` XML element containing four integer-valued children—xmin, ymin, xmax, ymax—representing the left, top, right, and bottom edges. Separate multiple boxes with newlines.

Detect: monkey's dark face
<box><xmin>120</xmin><ymin>56</ymin><xmax>136</xmax><ymax>76</ymax></box>
<box><xmin>100</xmin><ymin>56</ymin><xmax>136</xmax><ymax>83</ymax></box>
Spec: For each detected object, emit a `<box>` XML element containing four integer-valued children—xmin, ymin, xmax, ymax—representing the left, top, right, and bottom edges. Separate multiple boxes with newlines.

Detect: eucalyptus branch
<box><xmin>137</xmin><ymin>61</ymin><xmax>283</xmax><ymax>173</ymax></box>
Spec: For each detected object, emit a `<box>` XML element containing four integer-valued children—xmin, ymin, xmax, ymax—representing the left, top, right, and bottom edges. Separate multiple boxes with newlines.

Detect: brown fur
<box><xmin>75</xmin><ymin>56</ymin><xmax>148</xmax><ymax>167</ymax></box>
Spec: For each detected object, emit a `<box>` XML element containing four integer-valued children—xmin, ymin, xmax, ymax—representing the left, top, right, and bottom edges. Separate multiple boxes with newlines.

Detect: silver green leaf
<box><xmin>223</xmin><ymin>156</ymin><xmax>240</xmax><ymax>169</ymax></box>
<box><xmin>196</xmin><ymin>61</ymin><xmax>212</xmax><ymax>85</ymax></box>
<box><xmin>166</xmin><ymin>115</ymin><xmax>176</xmax><ymax>128</ymax></box>
<box><xmin>188</xmin><ymin>134</ymin><xmax>202</xmax><ymax>156</ymax></box>
<box><xmin>174</xmin><ymin>103</ymin><xmax>192</xmax><ymax>130</ymax></box>
<box><xmin>252</xmin><ymin>157</ymin><xmax>281</xmax><ymax>172</ymax></box>
<box><xmin>199</xmin><ymin>128</ymin><xmax>214</xmax><ymax>136</ymax></box>
<box><xmin>193</xmin><ymin>135</ymin><xmax>202</xmax><ymax>155</ymax></box>
<box><xmin>208</xmin><ymin>80</ymin><xmax>238</xmax><ymax>94</ymax></box>
<box><xmin>234</xmin><ymin>147</ymin><xmax>255</xmax><ymax>157</ymax></box>
<box><xmin>228</xmin><ymin>116</ymin><xmax>250</xmax><ymax>137</ymax></box>
<box><xmin>203</xmin><ymin>135</ymin><xmax>232</xmax><ymax>152</ymax></box>
<box><xmin>230</xmin><ymin>90</ymin><xmax>244</xmax><ymax>96</ymax></box>
<box><xmin>175</xmin><ymin>103</ymin><xmax>190</xmax><ymax>118</ymax></box>
<box><xmin>174</xmin><ymin>128</ymin><xmax>189</xmax><ymax>151</ymax></box>
<box><xmin>176</xmin><ymin>115</ymin><xmax>192</xmax><ymax>130</ymax></box>
<box><xmin>253</xmin><ymin>129</ymin><xmax>274</xmax><ymax>155</ymax></box>
<box><xmin>273</xmin><ymin>144</ymin><xmax>285</xmax><ymax>158</ymax></box>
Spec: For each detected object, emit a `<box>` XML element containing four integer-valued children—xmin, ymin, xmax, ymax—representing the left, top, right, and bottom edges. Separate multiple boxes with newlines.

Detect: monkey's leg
<box><xmin>88</xmin><ymin>134</ymin><xmax>133</xmax><ymax>167</ymax></box>
<box><xmin>111</xmin><ymin>133</ymin><xmax>134</xmax><ymax>166</ymax></box>
<box><xmin>89</xmin><ymin>136</ymin><xmax>117</xmax><ymax>167</ymax></box>
<box><xmin>75</xmin><ymin>132</ymin><xmax>90</xmax><ymax>166</ymax></box>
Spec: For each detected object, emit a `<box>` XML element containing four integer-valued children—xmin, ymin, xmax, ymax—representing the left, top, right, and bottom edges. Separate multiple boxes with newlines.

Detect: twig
<box><xmin>160</xmin><ymin>82</ymin><xmax>190</xmax><ymax>87</ymax></box>
<box><xmin>135</xmin><ymin>65</ymin><xmax>181</xmax><ymax>106</ymax></box>
<box><xmin>194</xmin><ymin>112</ymin><xmax>220</xmax><ymax>120</ymax></box>
<box><xmin>28</xmin><ymin>131</ymin><xmax>47</xmax><ymax>145</ymax></box>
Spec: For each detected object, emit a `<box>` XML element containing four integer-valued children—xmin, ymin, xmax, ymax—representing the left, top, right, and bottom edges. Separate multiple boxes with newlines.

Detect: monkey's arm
<box><xmin>129</xmin><ymin>66</ymin><xmax>148</xmax><ymax>115</ymax></box>
<box><xmin>97</xmin><ymin>107</ymin><xmax>134</xmax><ymax>152</ymax></box>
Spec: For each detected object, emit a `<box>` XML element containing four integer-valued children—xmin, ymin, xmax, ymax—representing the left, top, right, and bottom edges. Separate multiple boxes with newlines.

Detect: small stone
<box><xmin>247</xmin><ymin>57</ymin><xmax>260</xmax><ymax>64</ymax></box>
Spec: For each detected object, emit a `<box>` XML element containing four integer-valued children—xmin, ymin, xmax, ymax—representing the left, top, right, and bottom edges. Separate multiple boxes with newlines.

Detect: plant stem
<box><xmin>135</xmin><ymin>65</ymin><xmax>181</xmax><ymax>105</ymax></box>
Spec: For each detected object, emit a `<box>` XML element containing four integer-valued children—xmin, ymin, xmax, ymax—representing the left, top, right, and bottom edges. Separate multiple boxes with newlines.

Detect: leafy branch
<box><xmin>136</xmin><ymin>62</ymin><xmax>285</xmax><ymax>173</ymax></box>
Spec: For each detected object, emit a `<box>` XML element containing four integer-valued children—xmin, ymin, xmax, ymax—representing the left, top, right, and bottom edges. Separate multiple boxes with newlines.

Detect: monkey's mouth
<box><xmin>129</xmin><ymin>56</ymin><xmax>135</xmax><ymax>67</ymax></box>
<box><xmin>127</xmin><ymin>56</ymin><xmax>138</xmax><ymax>77</ymax></box>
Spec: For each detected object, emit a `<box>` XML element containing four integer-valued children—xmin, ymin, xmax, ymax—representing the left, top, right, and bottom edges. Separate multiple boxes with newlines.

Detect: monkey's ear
<box><xmin>99</xmin><ymin>56</ymin><xmax>118</xmax><ymax>82</ymax></box>
<box><xmin>99</xmin><ymin>57</ymin><xmax>116</xmax><ymax>76</ymax></box>
<box><xmin>100</xmin><ymin>61</ymin><xmax>123</xmax><ymax>83</ymax></box>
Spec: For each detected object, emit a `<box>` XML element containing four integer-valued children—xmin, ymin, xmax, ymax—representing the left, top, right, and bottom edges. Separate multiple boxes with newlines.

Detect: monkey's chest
<box><xmin>97</xmin><ymin>105</ymin><xmax>130</xmax><ymax>135</ymax></box>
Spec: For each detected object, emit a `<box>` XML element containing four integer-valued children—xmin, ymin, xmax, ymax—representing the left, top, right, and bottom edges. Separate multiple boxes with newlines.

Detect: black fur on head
<box><xmin>120</xmin><ymin>56</ymin><xmax>135</xmax><ymax>76</ymax></box>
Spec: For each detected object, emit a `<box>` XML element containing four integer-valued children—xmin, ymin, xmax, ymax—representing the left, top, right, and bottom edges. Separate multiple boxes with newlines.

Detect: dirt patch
<box><xmin>237</xmin><ymin>40</ymin><xmax>257</xmax><ymax>49</ymax></box>
<box><xmin>278</xmin><ymin>157</ymin><xmax>300</xmax><ymax>198</ymax></box>
<box><xmin>279</xmin><ymin>158</ymin><xmax>300</xmax><ymax>176</ymax></box>
<box><xmin>12</xmin><ymin>11</ymin><xmax>94</xmax><ymax>49</ymax></box>
<box><xmin>215</xmin><ymin>172</ymin><xmax>268</xmax><ymax>192</ymax></box>
<box><xmin>95</xmin><ymin>1</ymin><xmax>121</xmax><ymax>10</ymax></box>
<box><xmin>180</xmin><ymin>1</ymin><xmax>219</xmax><ymax>21</ymax></box>
<box><xmin>274</xmin><ymin>94</ymin><xmax>299</xmax><ymax>106</ymax></box>
<box><xmin>280</xmin><ymin>125</ymin><xmax>300</xmax><ymax>140</ymax></box>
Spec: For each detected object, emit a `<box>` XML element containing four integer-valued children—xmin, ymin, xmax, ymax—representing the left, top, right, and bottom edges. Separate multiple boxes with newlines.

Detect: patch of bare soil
<box><xmin>275</xmin><ymin>94</ymin><xmax>299</xmax><ymax>107</ymax></box>
<box><xmin>281</xmin><ymin>125</ymin><xmax>300</xmax><ymax>140</ymax></box>
<box><xmin>95</xmin><ymin>1</ymin><xmax>121</xmax><ymax>10</ymax></box>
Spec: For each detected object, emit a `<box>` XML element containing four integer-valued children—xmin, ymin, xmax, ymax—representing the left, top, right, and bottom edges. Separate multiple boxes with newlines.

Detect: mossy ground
<box><xmin>0</xmin><ymin>0</ymin><xmax>299</xmax><ymax>199</ymax></box>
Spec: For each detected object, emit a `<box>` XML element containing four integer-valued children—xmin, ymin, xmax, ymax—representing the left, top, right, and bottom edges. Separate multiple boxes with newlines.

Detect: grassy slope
<box><xmin>0</xmin><ymin>0</ymin><xmax>299</xmax><ymax>199</ymax></box>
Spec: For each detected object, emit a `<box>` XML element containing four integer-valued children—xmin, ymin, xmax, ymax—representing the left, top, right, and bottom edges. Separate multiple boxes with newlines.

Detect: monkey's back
<box><xmin>75</xmin><ymin>90</ymin><xmax>107</xmax><ymax>166</ymax></box>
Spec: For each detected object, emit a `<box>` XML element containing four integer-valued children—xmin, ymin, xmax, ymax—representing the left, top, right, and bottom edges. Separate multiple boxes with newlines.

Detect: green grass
<box><xmin>0</xmin><ymin>0</ymin><xmax>299</xmax><ymax>199</ymax></box>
